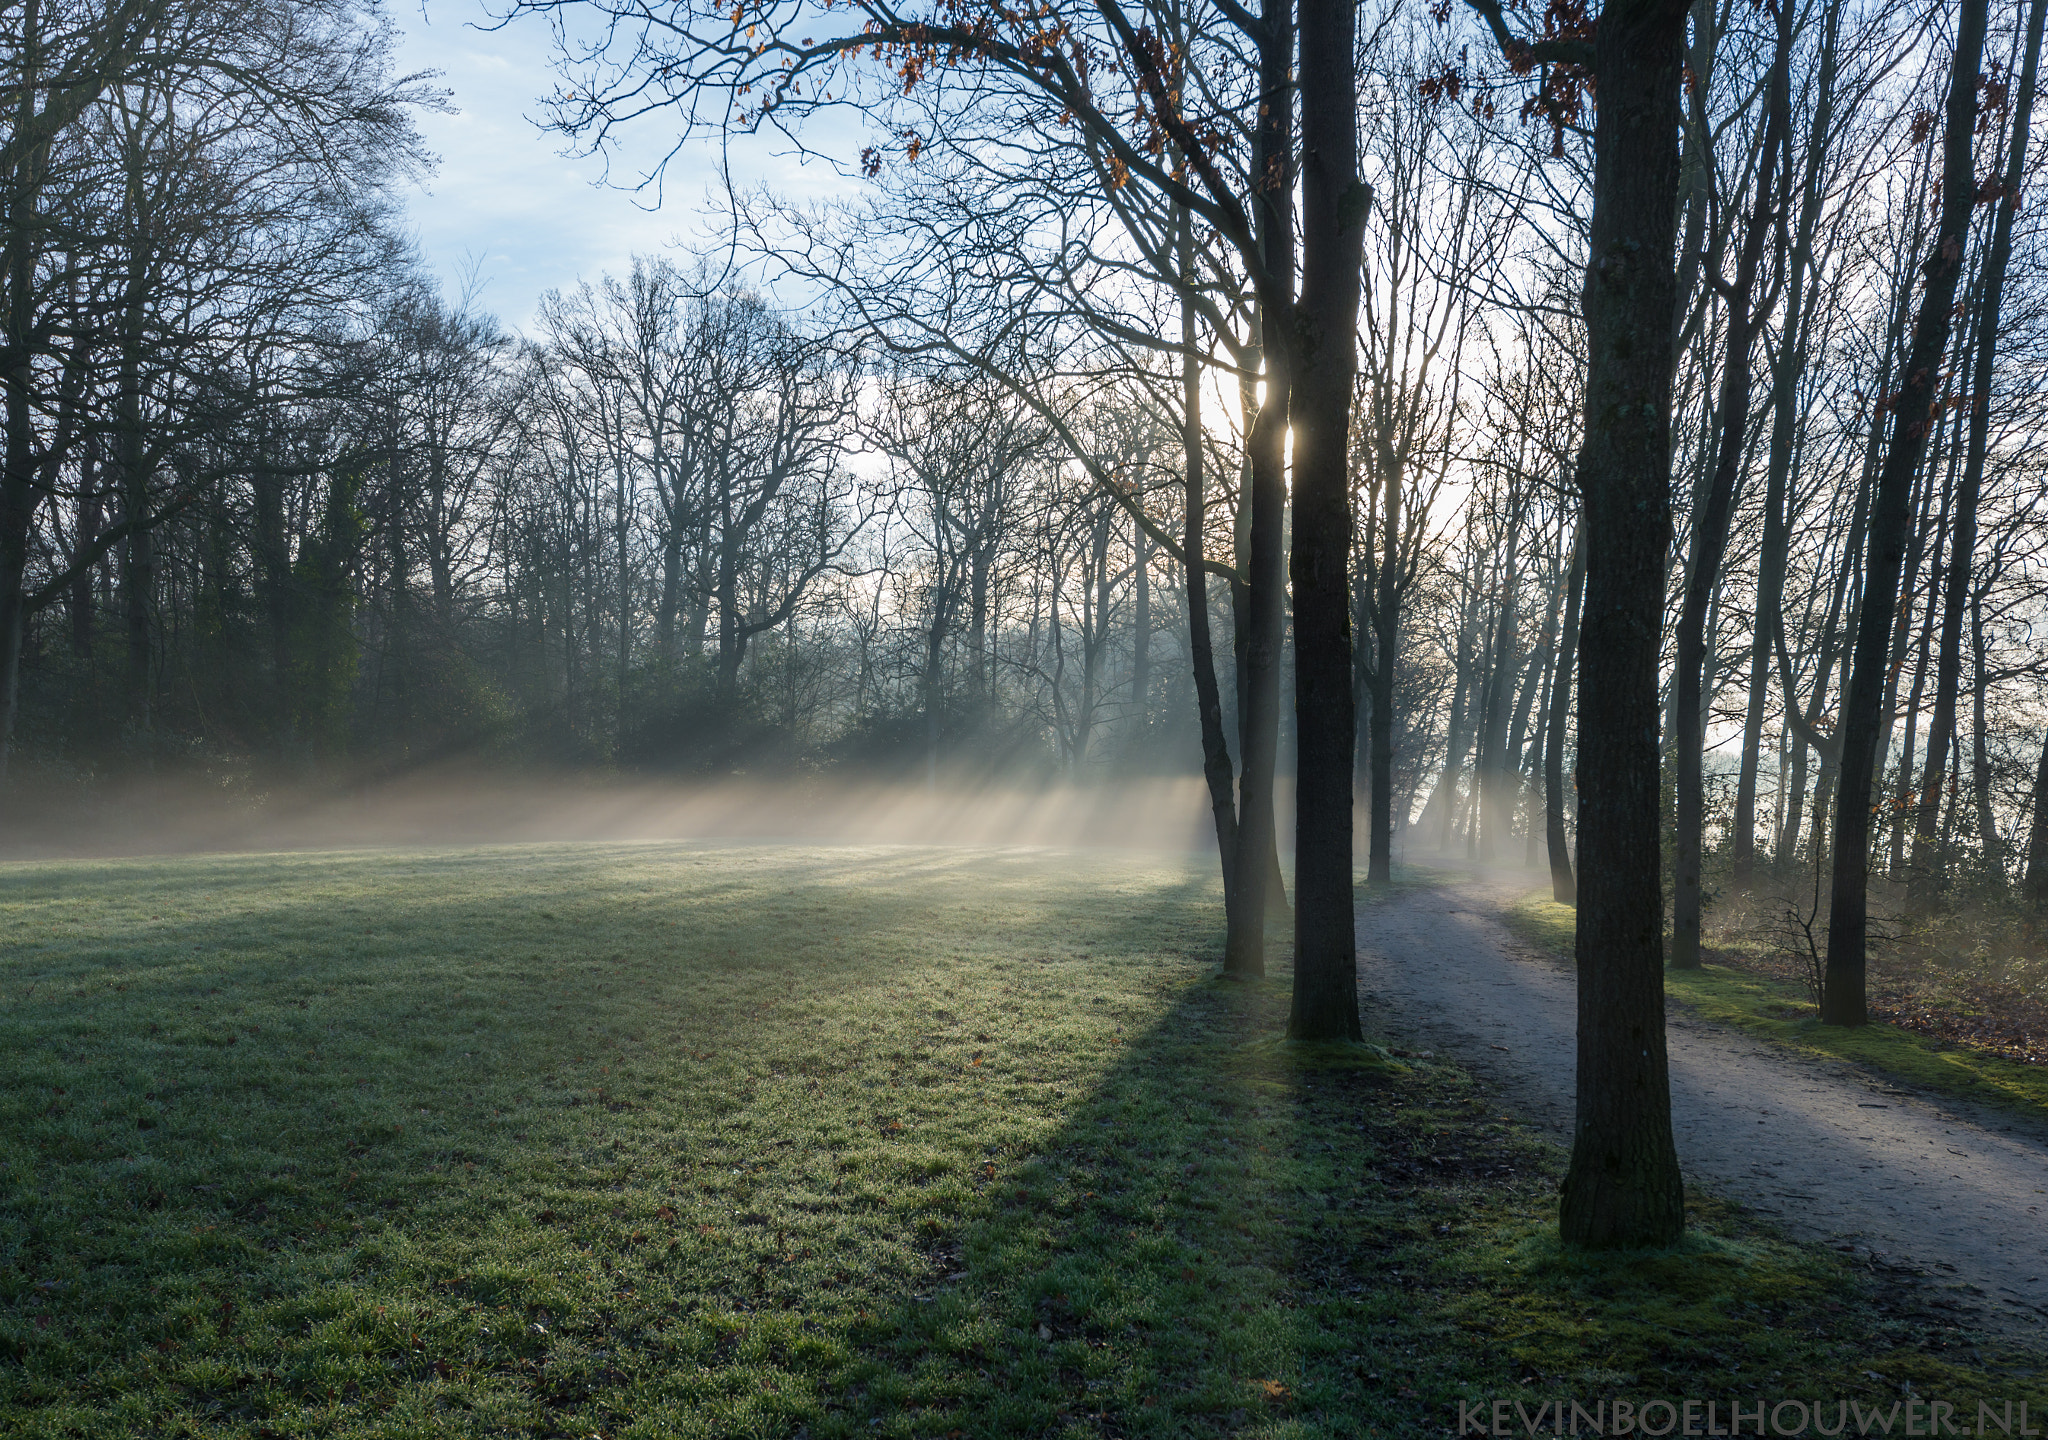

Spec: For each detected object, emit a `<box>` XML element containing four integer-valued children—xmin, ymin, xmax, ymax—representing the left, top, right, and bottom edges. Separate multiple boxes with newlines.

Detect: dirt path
<box><xmin>1357</xmin><ymin>871</ymin><xmax>2048</xmax><ymax>1336</ymax></box>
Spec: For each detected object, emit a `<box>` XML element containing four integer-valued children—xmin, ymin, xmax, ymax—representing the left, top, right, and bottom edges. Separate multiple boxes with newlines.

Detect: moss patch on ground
<box><xmin>0</xmin><ymin>845</ymin><xmax>2033</xmax><ymax>1438</ymax></box>
<box><xmin>1505</xmin><ymin>894</ymin><xmax>2048</xmax><ymax>1124</ymax></box>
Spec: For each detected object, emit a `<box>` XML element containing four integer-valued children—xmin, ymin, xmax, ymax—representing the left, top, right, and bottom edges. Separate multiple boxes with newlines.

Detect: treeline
<box><xmin>9</xmin><ymin>0</ymin><xmax>2048</xmax><ymax>1240</ymax></box>
<box><xmin>8</xmin><ymin>0</ymin><xmax>2048</xmax><ymax>913</ymax></box>
<box><xmin>4</xmin><ymin>253</ymin><xmax>1255</xmax><ymax>778</ymax></box>
<box><xmin>8</xmin><ymin>0</ymin><xmax>2048</xmax><ymax>907</ymax></box>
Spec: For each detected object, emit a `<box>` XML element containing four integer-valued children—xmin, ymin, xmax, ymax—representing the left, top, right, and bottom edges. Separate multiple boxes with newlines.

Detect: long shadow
<box><xmin>824</xmin><ymin>920</ymin><xmax>1476</xmax><ymax>1440</ymax></box>
<box><xmin>16</xmin><ymin>843</ymin><xmax>1425</xmax><ymax>1440</ymax></box>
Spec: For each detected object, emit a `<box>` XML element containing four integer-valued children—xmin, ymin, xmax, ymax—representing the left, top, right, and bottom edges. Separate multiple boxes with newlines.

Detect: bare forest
<box><xmin>6</xmin><ymin>0</ymin><xmax>2048</xmax><ymax>1258</ymax></box>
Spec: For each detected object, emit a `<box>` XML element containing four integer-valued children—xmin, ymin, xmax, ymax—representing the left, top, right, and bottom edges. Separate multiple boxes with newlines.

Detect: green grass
<box><xmin>0</xmin><ymin>843</ymin><xmax>2033</xmax><ymax>1438</ymax></box>
<box><xmin>1505</xmin><ymin>895</ymin><xmax>2048</xmax><ymax>1121</ymax></box>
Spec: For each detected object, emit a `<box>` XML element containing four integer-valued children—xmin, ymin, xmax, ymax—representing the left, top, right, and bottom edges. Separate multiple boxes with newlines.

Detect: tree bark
<box><xmin>1474</xmin><ymin>518</ymin><xmax>1520</xmax><ymax>859</ymax></box>
<box><xmin>0</xmin><ymin>0</ymin><xmax>47</xmax><ymax>777</ymax></box>
<box><xmin>1546</xmin><ymin>526</ymin><xmax>1585</xmax><ymax>903</ymax></box>
<box><xmin>1969</xmin><ymin>586</ymin><xmax>1998</xmax><ymax>870</ymax></box>
<box><xmin>2023</xmin><ymin>725</ymin><xmax>2048</xmax><ymax>922</ymax></box>
<box><xmin>1286</xmin><ymin>0</ymin><xmax>1369</xmax><ymax>1041</ymax></box>
<box><xmin>1222</xmin><ymin>0</ymin><xmax>1294</xmax><ymax>979</ymax></box>
<box><xmin>1557</xmin><ymin>0</ymin><xmax>1690</xmax><ymax>1250</ymax></box>
<box><xmin>1916</xmin><ymin>0</ymin><xmax>2044</xmax><ymax>908</ymax></box>
<box><xmin>1180</xmin><ymin>198</ymin><xmax>1241</xmax><ymax>903</ymax></box>
<box><xmin>1821</xmin><ymin>0</ymin><xmax>1989</xmax><ymax>1027</ymax></box>
<box><xmin>1672</xmin><ymin>29</ymin><xmax>1788</xmax><ymax>969</ymax></box>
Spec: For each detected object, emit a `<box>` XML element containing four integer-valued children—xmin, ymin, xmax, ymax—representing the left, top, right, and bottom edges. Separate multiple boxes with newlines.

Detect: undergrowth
<box><xmin>1505</xmin><ymin>894</ymin><xmax>2048</xmax><ymax>1123</ymax></box>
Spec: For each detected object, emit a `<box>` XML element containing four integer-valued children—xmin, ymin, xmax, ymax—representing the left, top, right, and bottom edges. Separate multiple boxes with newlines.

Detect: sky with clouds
<box><xmin>389</xmin><ymin>1</ymin><xmax>856</xmax><ymax>335</ymax></box>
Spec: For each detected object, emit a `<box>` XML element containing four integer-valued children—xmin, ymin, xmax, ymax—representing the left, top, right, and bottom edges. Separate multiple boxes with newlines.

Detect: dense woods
<box><xmin>7</xmin><ymin>0</ymin><xmax>2048</xmax><ymax>1246</ymax></box>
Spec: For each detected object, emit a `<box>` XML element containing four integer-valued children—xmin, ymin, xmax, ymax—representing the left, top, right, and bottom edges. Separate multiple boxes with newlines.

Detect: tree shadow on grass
<box><xmin>817</xmin><ymin>956</ymin><xmax>1492</xmax><ymax>1440</ymax></box>
<box><xmin>10</xmin><ymin>844</ymin><xmax>1379</xmax><ymax>1437</ymax></box>
<box><xmin>7</xmin><ymin>845</ymin><xmax>1964</xmax><ymax>1440</ymax></box>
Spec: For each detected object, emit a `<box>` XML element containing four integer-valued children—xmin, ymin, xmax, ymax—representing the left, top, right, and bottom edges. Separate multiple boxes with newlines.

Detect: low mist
<box><xmin>0</xmin><ymin>770</ymin><xmax>1294</xmax><ymax>863</ymax></box>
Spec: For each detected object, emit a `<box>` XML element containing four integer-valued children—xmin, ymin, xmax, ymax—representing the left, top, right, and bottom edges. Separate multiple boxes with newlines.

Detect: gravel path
<box><xmin>1357</xmin><ymin>871</ymin><xmax>2048</xmax><ymax>1336</ymax></box>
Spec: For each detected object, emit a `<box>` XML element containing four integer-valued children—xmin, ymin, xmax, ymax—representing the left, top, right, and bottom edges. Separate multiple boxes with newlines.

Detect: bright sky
<box><xmin>390</xmin><ymin>0</ymin><xmax>856</xmax><ymax>335</ymax></box>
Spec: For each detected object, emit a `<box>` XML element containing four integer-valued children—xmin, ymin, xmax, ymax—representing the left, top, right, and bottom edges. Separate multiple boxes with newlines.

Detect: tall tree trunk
<box><xmin>1969</xmin><ymin>586</ymin><xmax>1998</xmax><ymax>871</ymax></box>
<box><xmin>1130</xmin><ymin>521</ymin><xmax>1151</xmax><ymax>748</ymax></box>
<box><xmin>1546</xmin><ymin>527</ymin><xmax>1585</xmax><ymax>903</ymax></box>
<box><xmin>1905</xmin><ymin>433</ymin><xmax>1968</xmax><ymax>910</ymax></box>
<box><xmin>1673</xmin><ymin>28</ymin><xmax>1788</xmax><ymax>969</ymax></box>
<box><xmin>0</xmin><ymin>0</ymin><xmax>44</xmax><ymax>779</ymax></box>
<box><xmin>1426</xmin><ymin>578</ymin><xmax>1480</xmax><ymax>850</ymax></box>
<box><xmin>1180</xmin><ymin>197</ymin><xmax>1241</xmax><ymax>903</ymax></box>
<box><xmin>118</xmin><ymin>336</ymin><xmax>153</xmax><ymax>738</ymax></box>
<box><xmin>1891</xmin><ymin>585</ymin><xmax>1938</xmax><ymax>877</ymax></box>
<box><xmin>2023</xmin><ymin>725</ymin><xmax>2048</xmax><ymax>923</ymax></box>
<box><xmin>1475</xmin><ymin>522</ymin><xmax>1520</xmax><ymax>860</ymax></box>
<box><xmin>1557</xmin><ymin>0</ymin><xmax>1691</xmax><ymax>1251</ymax></box>
<box><xmin>1286</xmin><ymin>0</ymin><xmax>1369</xmax><ymax>1042</ymax></box>
<box><xmin>1359</xmin><ymin>454</ymin><xmax>1405</xmax><ymax>886</ymax></box>
<box><xmin>1222</xmin><ymin>0</ymin><xmax>1295</xmax><ymax>979</ymax></box>
<box><xmin>0</xmin><ymin>369</ymin><xmax>32</xmax><ymax>779</ymax></box>
<box><xmin>68</xmin><ymin>446</ymin><xmax>99</xmax><ymax>662</ymax></box>
<box><xmin>1366</xmin><ymin>578</ymin><xmax>1397</xmax><ymax>885</ymax></box>
<box><xmin>1929</xmin><ymin>0</ymin><xmax>2044</xmax><ymax>902</ymax></box>
<box><xmin>1822</xmin><ymin>0</ymin><xmax>1989</xmax><ymax>1027</ymax></box>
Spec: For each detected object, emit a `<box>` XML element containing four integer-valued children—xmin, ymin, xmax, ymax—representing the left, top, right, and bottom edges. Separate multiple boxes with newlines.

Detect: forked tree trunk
<box><xmin>1822</xmin><ymin>0</ymin><xmax>1989</xmax><ymax>1027</ymax></box>
<box><xmin>1557</xmin><ymin>0</ymin><xmax>1691</xmax><ymax>1251</ymax></box>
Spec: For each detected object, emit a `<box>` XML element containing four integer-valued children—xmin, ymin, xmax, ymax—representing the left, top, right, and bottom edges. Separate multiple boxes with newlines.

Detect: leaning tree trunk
<box><xmin>1673</xmin><ymin>29</ymin><xmax>1788</xmax><ymax>970</ymax></box>
<box><xmin>1557</xmin><ymin>0</ymin><xmax>1691</xmax><ymax>1251</ymax></box>
<box><xmin>1178</xmin><ymin>197</ymin><xmax>1241</xmax><ymax>908</ymax></box>
<box><xmin>1911</xmin><ymin>0</ymin><xmax>2044</xmax><ymax>913</ymax></box>
<box><xmin>1286</xmin><ymin>0</ymin><xmax>1370</xmax><ymax>1042</ymax></box>
<box><xmin>1821</xmin><ymin>0</ymin><xmax>1989</xmax><ymax>1027</ymax></box>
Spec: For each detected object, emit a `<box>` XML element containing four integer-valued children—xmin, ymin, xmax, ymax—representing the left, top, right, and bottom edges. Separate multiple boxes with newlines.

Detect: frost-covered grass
<box><xmin>0</xmin><ymin>844</ymin><xmax>2027</xmax><ymax>1437</ymax></box>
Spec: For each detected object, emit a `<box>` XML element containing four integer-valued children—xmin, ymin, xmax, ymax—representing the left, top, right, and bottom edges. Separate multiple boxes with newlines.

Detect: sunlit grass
<box><xmin>0</xmin><ymin>845</ymin><xmax>2030</xmax><ymax>1437</ymax></box>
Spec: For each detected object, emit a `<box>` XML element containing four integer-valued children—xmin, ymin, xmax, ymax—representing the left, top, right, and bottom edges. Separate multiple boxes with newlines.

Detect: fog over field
<box><xmin>3</xmin><ymin>0</ymin><xmax>2048</xmax><ymax>1427</ymax></box>
<box><xmin>0</xmin><ymin>773</ymin><xmax>1266</xmax><ymax>860</ymax></box>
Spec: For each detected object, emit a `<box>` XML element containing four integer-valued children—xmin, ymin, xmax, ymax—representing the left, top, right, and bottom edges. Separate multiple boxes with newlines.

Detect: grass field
<box><xmin>0</xmin><ymin>844</ymin><xmax>2034</xmax><ymax>1438</ymax></box>
<box><xmin>1506</xmin><ymin>895</ymin><xmax>2048</xmax><ymax>1119</ymax></box>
